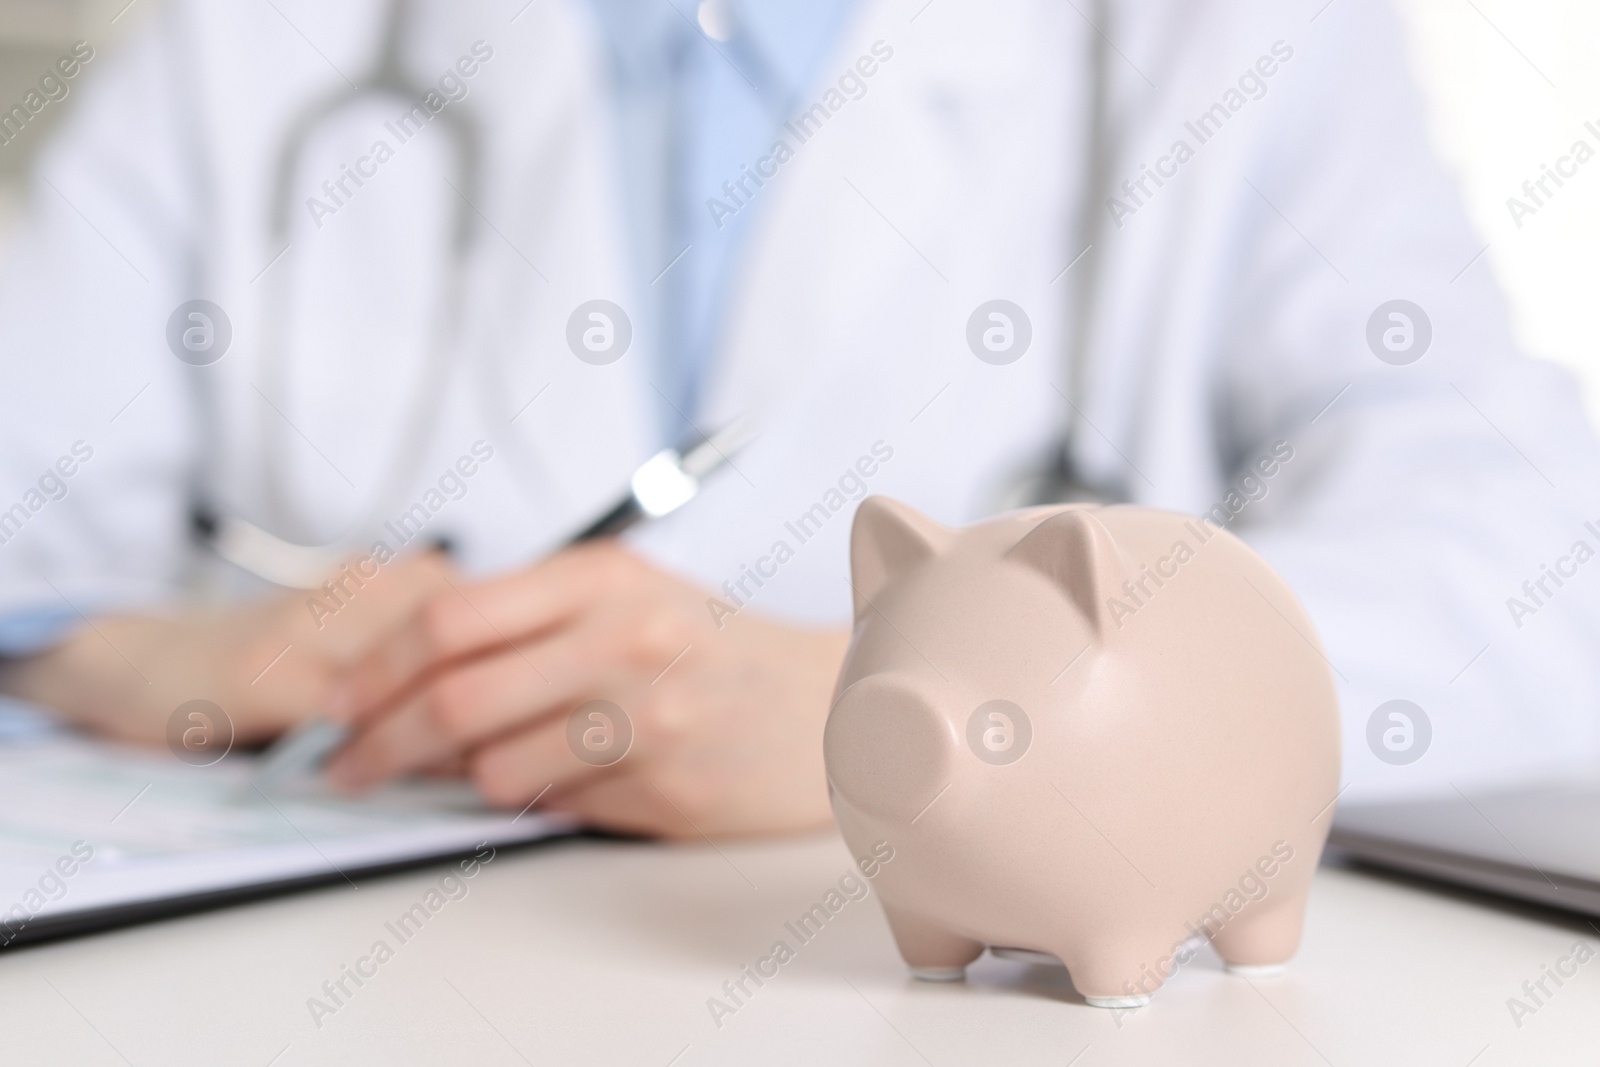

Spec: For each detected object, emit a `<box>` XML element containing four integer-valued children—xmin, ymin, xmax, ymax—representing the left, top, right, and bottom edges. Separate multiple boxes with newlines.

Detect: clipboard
<box><xmin>0</xmin><ymin>735</ymin><xmax>577</xmax><ymax>949</ymax></box>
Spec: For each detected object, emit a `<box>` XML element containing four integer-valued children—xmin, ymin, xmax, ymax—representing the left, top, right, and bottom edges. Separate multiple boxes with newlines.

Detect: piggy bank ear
<box><xmin>850</xmin><ymin>497</ymin><xmax>949</xmax><ymax>621</ymax></box>
<box><xmin>1005</xmin><ymin>509</ymin><xmax>1129</xmax><ymax>635</ymax></box>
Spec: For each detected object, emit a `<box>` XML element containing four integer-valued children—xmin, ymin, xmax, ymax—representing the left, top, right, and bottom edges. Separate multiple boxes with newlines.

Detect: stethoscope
<box><xmin>189</xmin><ymin>0</ymin><xmax>480</xmax><ymax>589</ymax></box>
<box><xmin>187</xmin><ymin>0</ymin><xmax>1121</xmax><ymax>591</ymax></box>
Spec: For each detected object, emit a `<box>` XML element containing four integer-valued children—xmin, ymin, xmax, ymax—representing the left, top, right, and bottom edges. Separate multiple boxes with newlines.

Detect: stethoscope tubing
<box><xmin>199</xmin><ymin>0</ymin><xmax>483</xmax><ymax>567</ymax></box>
<box><xmin>193</xmin><ymin>0</ymin><xmax>1120</xmax><ymax>587</ymax></box>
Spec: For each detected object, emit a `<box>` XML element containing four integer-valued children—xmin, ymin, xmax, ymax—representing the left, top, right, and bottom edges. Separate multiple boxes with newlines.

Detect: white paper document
<box><xmin>0</xmin><ymin>735</ymin><xmax>572</xmax><ymax>945</ymax></box>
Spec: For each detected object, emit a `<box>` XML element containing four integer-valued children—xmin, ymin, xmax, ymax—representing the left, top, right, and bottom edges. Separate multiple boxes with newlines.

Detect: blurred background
<box><xmin>0</xmin><ymin>0</ymin><xmax>1595</xmax><ymax>424</ymax></box>
<box><xmin>0</xmin><ymin>0</ymin><xmax>144</xmax><ymax>223</ymax></box>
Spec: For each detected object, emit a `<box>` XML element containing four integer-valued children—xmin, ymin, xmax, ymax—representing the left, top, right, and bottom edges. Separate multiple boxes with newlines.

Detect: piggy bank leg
<box><xmin>1209</xmin><ymin>894</ymin><xmax>1307</xmax><ymax>977</ymax></box>
<box><xmin>1060</xmin><ymin>934</ymin><xmax>1173</xmax><ymax>1008</ymax></box>
<box><xmin>881</xmin><ymin>905</ymin><xmax>985</xmax><ymax>982</ymax></box>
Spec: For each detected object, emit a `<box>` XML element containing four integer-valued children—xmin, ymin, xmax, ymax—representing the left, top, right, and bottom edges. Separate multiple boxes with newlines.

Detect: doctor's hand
<box><xmin>0</xmin><ymin>552</ymin><xmax>455</xmax><ymax>748</ymax></box>
<box><xmin>323</xmin><ymin>542</ymin><xmax>850</xmax><ymax>840</ymax></box>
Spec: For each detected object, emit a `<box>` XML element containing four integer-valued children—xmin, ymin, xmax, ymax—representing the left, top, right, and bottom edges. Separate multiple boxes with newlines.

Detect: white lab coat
<box><xmin>0</xmin><ymin>0</ymin><xmax>1596</xmax><ymax>799</ymax></box>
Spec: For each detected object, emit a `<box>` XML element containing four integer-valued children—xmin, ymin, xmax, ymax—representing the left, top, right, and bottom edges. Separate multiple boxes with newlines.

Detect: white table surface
<box><xmin>1</xmin><ymin>832</ymin><xmax>1596</xmax><ymax>1066</ymax></box>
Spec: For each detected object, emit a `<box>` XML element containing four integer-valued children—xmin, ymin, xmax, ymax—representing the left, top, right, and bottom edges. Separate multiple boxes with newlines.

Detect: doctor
<box><xmin>0</xmin><ymin>0</ymin><xmax>1597</xmax><ymax>839</ymax></box>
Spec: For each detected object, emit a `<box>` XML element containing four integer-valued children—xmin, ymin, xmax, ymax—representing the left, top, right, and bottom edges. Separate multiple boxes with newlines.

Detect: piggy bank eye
<box><xmin>824</xmin><ymin>677</ymin><xmax>952</xmax><ymax>823</ymax></box>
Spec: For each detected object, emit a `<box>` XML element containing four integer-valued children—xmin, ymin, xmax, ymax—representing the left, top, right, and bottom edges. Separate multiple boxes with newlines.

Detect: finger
<box><xmin>325</xmin><ymin>697</ymin><xmax>452</xmax><ymax>792</ymax></box>
<box><xmin>543</xmin><ymin>775</ymin><xmax>691</xmax><ymax>840</ymax></box>
<box><xmin>231</xmin><ymin>551</ymin><xmax>454</xmax><ymax>718</ymax></box>
<box><xmin>325</xmin><ymin>604</ymin><xmax>450</xmax><ymax>727</ymax></box>
<box><xmin>433</xmin><ymin>542</ymin><xmax>642</xmax><ymax>658</ymax></box>
<box><xmin>467</xmin><ymin>715</ymin><xmax>610</xmax><ymax>809</ymax></box>
<box><xmin>326</xmin><ymin>611</ymin><xmax>636</xmax><ymax>786</ymax></box>
<box><xmin>414</xmin><ymin>752</ymin><xmax>469</xmax><ymax>778</ymax></box>
<box><xmin>328</xmin><ymin>547</ymin><xmax>618</xmax><ymax>719</ymax></box>
<box><xmin>304</xmin><ymin>550</ymin><xmax>455</xmax><ymax>664</ymax></box>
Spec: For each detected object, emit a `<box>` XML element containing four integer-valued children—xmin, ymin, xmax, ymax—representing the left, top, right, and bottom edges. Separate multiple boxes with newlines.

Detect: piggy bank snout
<box><xmin>824</xmin><ymin>677</ymin><xmax>954</xmax><ymax>823</ymax></box>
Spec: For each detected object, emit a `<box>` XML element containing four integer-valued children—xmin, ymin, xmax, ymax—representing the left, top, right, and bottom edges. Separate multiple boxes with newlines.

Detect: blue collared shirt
<box><xmin>581</xmin><ymin>0</ymin><xmax>858</xmax><ymax>440</ymax></box>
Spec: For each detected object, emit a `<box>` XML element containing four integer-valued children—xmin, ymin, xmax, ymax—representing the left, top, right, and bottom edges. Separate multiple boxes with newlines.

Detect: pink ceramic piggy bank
<box><xmin>824</xmin><ymin>498</ymin><xmax>1340</xmax><ymax>1007</ymax></box>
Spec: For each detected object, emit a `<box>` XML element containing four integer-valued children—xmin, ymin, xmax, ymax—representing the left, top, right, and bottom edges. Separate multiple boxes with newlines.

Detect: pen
<box><xmin>247</xmin><ymin>415</ymin><xmax>758</xmax><ymax>795</ymax></box>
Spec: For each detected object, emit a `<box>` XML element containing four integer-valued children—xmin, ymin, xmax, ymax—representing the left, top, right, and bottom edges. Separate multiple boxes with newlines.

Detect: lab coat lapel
<box><xmin>699</xmin><ymin>0</ymin><xmax>1089</xmax><ymax>477</ymax></box>
<box><xmin>456</xmin><ymin>0</ymin><xmax>659</xmax><ymax>540</ymax></box>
